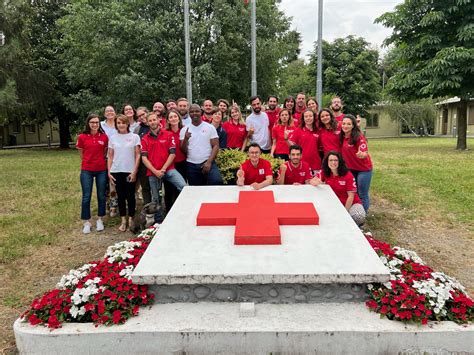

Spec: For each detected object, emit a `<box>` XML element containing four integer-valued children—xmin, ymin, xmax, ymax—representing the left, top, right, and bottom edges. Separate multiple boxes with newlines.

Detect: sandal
<box><xmin>118</xmin><ymin>222</ymin><xmax>127</xmax><ymax>232</ymax></box>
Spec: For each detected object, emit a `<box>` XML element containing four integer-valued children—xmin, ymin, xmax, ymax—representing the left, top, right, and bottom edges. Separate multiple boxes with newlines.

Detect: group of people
<box><xmin>76</xmin><ymin>93</ymin><xmax>373</xmax><ymax>233</ymax></box>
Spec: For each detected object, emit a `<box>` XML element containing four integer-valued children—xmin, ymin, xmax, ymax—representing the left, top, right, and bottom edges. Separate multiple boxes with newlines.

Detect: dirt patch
<box><xmin>1</xmin><ymin>197</ymin><xmax>473</xmax><ymax>353</ymax></box>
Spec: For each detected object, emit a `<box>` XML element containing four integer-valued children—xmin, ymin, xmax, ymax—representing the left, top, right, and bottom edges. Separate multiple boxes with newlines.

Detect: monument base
<box><xmin>14</xmin><ymin>302</ymin><xmax>473</xmax><ymax>354</ymax></box>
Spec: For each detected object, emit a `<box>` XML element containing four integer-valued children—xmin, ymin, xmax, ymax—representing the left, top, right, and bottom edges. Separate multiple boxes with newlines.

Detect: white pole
<box><xmin>316</xmin><ymin>0</ymin><xmax>323</xmax><ymax>106</ymax></box>
<box><xmin>184</xmin><ymin>0</ymin><xmax>193</xmax><ymax>102</ymax></box>
<box><xmin>251</xmin><ymin>0</ymin><xmax>257</xmax><ymax>96</ymax></box>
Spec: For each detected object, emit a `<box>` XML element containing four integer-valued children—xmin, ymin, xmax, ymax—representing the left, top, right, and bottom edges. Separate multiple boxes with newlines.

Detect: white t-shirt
<box><xmin>182</xmin><ymin>114</ymin><xmax>191</xmax><ymax>127</ymax></box>
<box><xmin>130</xmin><ymin>121</ymin><xmax>140</xmax><ymax>133</ymax></box>
<box><xmin>179</xmin><ymin>121</ymin><xmax>218</xmax><ymax>164</ymax></box>
<box><xmin>101</xmin><ymin>120</ymin><xmax>117</xmax><ymax>138</ymax></box>
<box><xmin>246</xmin><ymin>112</ymin><xmax>271</xmax><ymax>150</ymax></box>
<box><xmin>109</xmin><ymin>132</ymin><xmax>141</xmax><ymax>173</ymax></box>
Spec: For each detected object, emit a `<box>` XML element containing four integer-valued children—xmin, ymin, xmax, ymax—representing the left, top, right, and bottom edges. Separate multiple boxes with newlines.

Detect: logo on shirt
<box><xmin>259</xmin><ymin>169</ymin><xmax>265</xmax><ymax>175</ymax></box>
<box><xmin>299</xmin><ymin>172</ymin><xmax>306</xmax><ymax>177</ymax></box>
<box><xmin>360</xmin><ymin>143</ymin><xmax>367</xmax><ymax>150</ymax></box>
<box><xmin>338</xmin><ymin>181</ymin><xmax>346</xmax><ymax>186</ymax></box>
<box><xmin>98</xmin><ymin>141</ymin><xmax>105</xmax><ymax>145</ymax></box>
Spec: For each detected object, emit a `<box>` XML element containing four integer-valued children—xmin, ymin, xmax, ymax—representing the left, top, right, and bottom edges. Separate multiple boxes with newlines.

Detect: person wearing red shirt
<box><xmin>340</xmin><ymin>114</ymin><xmax>373</xmax><ymax>212</ymax></box>
<box><xmin>164</xmin><ymin>109</ymin><xmax>188</xmax><ymax>212</ymax></box>
<box><xmin>271</xmin><ymin>109</ymin><xmax>296</xmax><ymax>160</ymax></box>
<box><xmin>290</xmin><ymin>109</ymin><xmax>322</xmax><ymax>172</ymax></box>
<box><xmin>76</xmin><ymin>113</ymin><xmax>109</xmax><ymax>234</ymax></box>
<box><xmin>141</xmin><ymin>113</ymin><xmax>186</xmax><ymax>223</ymax></box>
<box><xmin>314</xmin><ymin>151</ymin><xmax>366</xmax><ymax>226</ymax></box>
<box><xmin>277</xmin><ymin>145</ymin><xmax>318</xmax><ymax>185</ymax></box>
<box><xmin>236</xmin><ymin>143</ymin><xmax>273</xmax><ymax>190</ymax></box>
<box><xmin>293</xmin><ymin>92</ymin><xmax>306</xmax><ymax>127</ymax></box>
<box><xmin>266</xmin><ymin>95</ymin><xmax>281</xmax><ymax>129</ymax></box>
<box><xmin>222</xmin><ymin>105</ymin><xmax>247</xmax><ymax>150</ymax></box>
<box><xmin>283</xmin><ymin>96</ymin><xmax>295</xmax><ymax>120</ymax></box>
<box><xmin>201</xmin><ymin>99</ymin><xmax>214</xmax><ymax>123</ymax></box>
<box><xmin>152</xmin><ymin>101</ymin><xmax>167</xmax><ymax>129</ymax></box>
<box><xmin>318</xmin><ymin>108</ymin><xmax>341</xmax><ymax>155</ymax></box>
<box><xmin>330</xmin><ymin>96</ymin><xmax>345</xmax><ymax>123</ymax></box>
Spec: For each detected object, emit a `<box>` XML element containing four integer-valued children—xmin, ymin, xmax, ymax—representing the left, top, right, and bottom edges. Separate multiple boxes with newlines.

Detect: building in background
<box><xmin>435</xmin><ymin>97</ymin><xmax>474</xmax><ymax>137</ymax></box>
<box><xmin>0</xmin><ymin>119</ymin><xmax>60</xmax><ymax>148</ymax></box>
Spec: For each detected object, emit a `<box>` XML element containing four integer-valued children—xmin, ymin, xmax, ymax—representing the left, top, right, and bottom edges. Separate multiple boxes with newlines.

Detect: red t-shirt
<box><xmin>319</xmin><ymin>127</ymin><xmax>341</xmax><ymax>155</ymax></box>
<box><xmin>76</xmin><ymin>133</ymin><xmax>108</xmax><ymax>171</ymax></box>
<box><xmin>222</xmin><ymin>121</ymin><xmax>247</xmax><ymax>149</ymax></box>
<box><xmin>167</xmin><ymin>129</ymin><xmax>186</xmax><ymax>163</ymax></box>
<box><xmin>292</xmin><ymin>127</ymin><xmax>321</xmax><ymax>170</ymax></box>
<box><xmin>141</xmin><ymin>130</ymin><xmax>176</xmax><ymax>176</ymax></box>
<box><xmin>266</xmin><ymin>108</ymin><xmax>280</xmax><ymax>129</ymax></box>
<box><xmin>272</xmin><ymin>125</ymin><xmax>296</xmax><ymax>155</ymax></box>
<box><xmin>341</xmin><ymin>135</ymin><xmax>373</xmax><ymax>171</ymax></box>
<box><xmin>317</xmin><ymin>171</ymin><xmax>361</xmax><ymax>206</ymax></box>
<box><xmin>292</xmin><ymin>112</ymin><xmax>301</xmax><ymax>128</ymax></box>
<box><xmin>201</xmin><ymin>114</ymin><xmax>212</xmax><ymax>123</ymax></box>
<box><xmin>279</xmin><ymin>161</ymin><xmax>312</xmax><ymax>185</ymax></box>
<box><xmin>241</xmin><ymin>158</ymin><xmax>273</xmax><ymax>185</ymax></box>
<box><xmin>158</xmin><ymin>117</ymin><xmax>167</xmax><ymax>129</ymax></box>
<box><xmin>334</xmin><ymin>113</ymin><xmax>345</xmax><ymax>123</ymax></box>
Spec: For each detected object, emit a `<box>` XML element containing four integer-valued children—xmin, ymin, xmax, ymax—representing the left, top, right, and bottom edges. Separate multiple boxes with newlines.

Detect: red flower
<box><xmin>112</xmin><ymin>310</ymin><xmax>122</xmax><ymax>324</ymax></box>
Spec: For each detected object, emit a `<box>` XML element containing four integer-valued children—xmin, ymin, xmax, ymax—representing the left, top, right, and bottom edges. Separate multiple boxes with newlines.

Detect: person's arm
<box><xmin>202</xmin><ymin>137</ymin><xmax>219</xmax><ymax>173</ymax></box>
<box><xmin>128</xmin><ymin>145</ymin><xmax>141</xmax><ymax>182</ymax></box>
<box><xmin>236</xmin><ymin>167</ymin><xmax>245</xmax><ymax>186</ymax></box>
<box><xmin>345</xmin><ymin>191</ymin><xmax>355</xmax><ymax>211</ymax></box>
<box><xmin>180</xmin><ymin>128</ymin><xmax>191</xmax><ymax>154</ymax></box>
<box><xmin>276</xmin><ymin>163</ymin><xmax>287</xmax><ymax>185</ymax></box>
<box><xmin>270</xmin><ymin>138</ymin><xmax>277</xmax><ymax>157</ymax></box>
<box><xmin>251</xmin><ymin>175</ymin><xmax>273</xmax><ymax>190</ymax></box>
<box><xmin>241</xmin><ymin>136</ymin><xmax>248</xmax><ymax>152</ymax></box>
<box><xmin>307</xmin><ymin>176</ymin><xmax>321</xmax><ymax>186</ymax></box>
<box><xmin>355</xmin><ymin>136</ymin><xmax>369</xmax><ymax>159</ymax></box>
<box><xmin>107</xmin><ymin>148</ymin><xmax>116</xmax><ymax>182</ymax></box>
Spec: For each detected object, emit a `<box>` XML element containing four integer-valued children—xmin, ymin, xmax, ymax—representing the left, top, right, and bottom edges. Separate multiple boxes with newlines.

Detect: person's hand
<box><xmin>284</xmin><ymin>129</ymin><xmax>289</xmax><ymax>140</ymax></box>
<box><xmin>250</xmin><ymin>182</ymin><xmax>260</xmax><ymax>190</ymax></box>
<box><xmin>236</xmin><ymin>168</ymin><xmax>244</xmax><ymax>179</ymax></box>
<box><xmin>108</xmin><ymin>173</ymin><xmax>116</xmax><ymax>183</ymax></box>
<box><xmin>202</xmin><ymin>161</ymin><xmax>211</xmax><ymax>174</ymax></box>
<box><xmin>280</xmin><ymin>162</ymin><xmax>287</xmax><ymax>172</ymax></box>
<box><xmin>248</xmin><ymin>125</ymin><xmax>254</xmax><ymax>137</ymax></box>
<box><xmin>128</xmin><ymin>172</ymin><xmax>137</xmax><ymax>182</ymax></box>
<box><xmin>155</xmin><ymin>169</ymin><xmax>165</xmax><ymax>178</ymax></box>
<box><xmin>184</xmin><ymin>127</ymin><xmax>192</xmax><ymax>140</ymax></box>
<box><xmin>356</xmin><ymin>149</ymin><xmax>367</xmax><ymax>159</ymax></box>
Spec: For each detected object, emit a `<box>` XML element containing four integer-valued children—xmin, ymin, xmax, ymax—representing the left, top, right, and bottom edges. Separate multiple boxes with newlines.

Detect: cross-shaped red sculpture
<box><xmin>196</xmin><ymin>190</ymin><xmax>319</xmax><ymax>245</ymax></box>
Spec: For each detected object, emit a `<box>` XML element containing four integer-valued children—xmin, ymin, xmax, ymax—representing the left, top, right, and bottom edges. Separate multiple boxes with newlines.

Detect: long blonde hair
<box><xmin>230</xmin><ymin>105</ymin><xmax>245</xmax><ymax>125</ymax></box>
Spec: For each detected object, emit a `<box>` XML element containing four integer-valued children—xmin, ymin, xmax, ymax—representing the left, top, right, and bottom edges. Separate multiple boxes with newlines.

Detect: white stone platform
<box><xmin>132</xmin><ymin>185</ymin><xmax>389</xmax><ymax>286</ymax></box>
<box><xmin>14</xmin><ymin>302</ymin><xmax>474</xmax><ymax>354</ymax></box>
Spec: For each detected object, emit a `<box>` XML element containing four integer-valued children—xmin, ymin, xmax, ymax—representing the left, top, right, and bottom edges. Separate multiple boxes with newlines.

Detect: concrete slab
<box><xmin>14</xmin><ymin>303</ymin><xmax>474</xmax><ymax>354</ymax></box>
<box><xmin>132</xmin><ymin>185</ymin><xmax>389</xmax><ymax>285</ymax></box>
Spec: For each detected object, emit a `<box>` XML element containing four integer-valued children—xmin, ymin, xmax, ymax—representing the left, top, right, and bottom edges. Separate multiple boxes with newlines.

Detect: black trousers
<box><xmin>111</xmin><ymin>172</ymin><xmax>136</xmax><ymax>217</ymax></box>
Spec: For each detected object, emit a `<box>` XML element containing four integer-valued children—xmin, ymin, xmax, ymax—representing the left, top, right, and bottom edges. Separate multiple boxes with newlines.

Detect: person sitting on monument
<box><xmin>236</xmin><ymin>143</ymin><xmax>273</xmax><ymax>190</ymax></box>
<box><xmin>141</xmin><ymin>113</ymin><xmax>187</xmax><ymax>224</ymax></box>
<box><xmin>313</xmin><ymin>151</ymin><xmax>366</xmax><ymax>226</ymax></box>
<box><xmin>276</xmin><ymin>145</ymin><xmax>318</xmax><ymax>186</ymax></box>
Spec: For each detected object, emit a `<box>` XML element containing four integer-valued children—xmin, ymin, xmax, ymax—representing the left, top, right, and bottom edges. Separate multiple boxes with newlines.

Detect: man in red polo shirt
<box><xmin>330</xmin><ymin>96</ymin><xmax>345</xmax><ymax>123</ymax></box>
<box><xmin>293</xmin><ymin>92</ymin><xmax>307</xmax><ymax>126</ymax></box>
<box><xmin>265</xmin><ymin>95</ymin><xmax>281</xmax><ymax>129</ymax></box>
<box><xmin>201</xmin><ymin>99</ymin><xmax>214</xmax><ymax>123</ymax></box>
<box><xmin>236</xmin><ymin>143</ymin><xmax>273</xmax><ymax>190</ymax></box>
<box><xmin>277</xmin><ymin>145</ymin><xmax>318</xmax><ymax>185</ymax></box>
<box><xmin>141</xmin><ymin>113</ymin><xmax>186</xmax><ymax>223</ymax></box>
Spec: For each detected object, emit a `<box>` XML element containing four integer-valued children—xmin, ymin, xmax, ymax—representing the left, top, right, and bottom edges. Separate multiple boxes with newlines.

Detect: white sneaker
<box><xmin>96</xmin><ymin>219</ymin><xmax>104</xmax><ymax>232</ymax></box>
<box><xmin>83</xmin><ymin>222</ymin><xmax>91</xmax><ymax>234</ymax></box>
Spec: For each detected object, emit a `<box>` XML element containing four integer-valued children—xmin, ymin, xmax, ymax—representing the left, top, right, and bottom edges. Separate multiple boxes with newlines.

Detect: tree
<box><xmin>385</xmin><ymin>99</ymin><xmax>437</xmax><ymax>136</ymax></box>
<box><xmin>58</xmin><ymin>0</ymin><xmax>300</xmax><ymax>116</ymax></box>
<box><xmin>308</xmin><ymin>35</ymin><xmax>381</xmax><ymax>115</ymax></box>
<box><xmin>277</xmin><ymin>59</ymin><xmax>312</xmax><ymax>99</ymax></box>
<box><xmin>376</xmin><ymin>0</ymin><xmax>474</xmax><ymax>150</ymax></box>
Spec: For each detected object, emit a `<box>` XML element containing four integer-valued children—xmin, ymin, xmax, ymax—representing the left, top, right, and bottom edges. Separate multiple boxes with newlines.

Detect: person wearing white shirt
<box><xmin>180</xmin><ymin>104</ymin><xmax>223</xmax><ymax>185</ymax></box>
<box><xmin>246</xmin><ymin>95</ymin><xmax>271</xmax><ymax>153</ymax></box>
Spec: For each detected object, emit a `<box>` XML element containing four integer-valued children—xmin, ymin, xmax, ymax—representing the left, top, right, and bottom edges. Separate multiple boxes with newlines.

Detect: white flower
<box><xmin>104</xmin><ymin>241</ymin><xmax>142</xmax><ymax>264</ymax></box>
<box><xmin>367</xmin><ymin>284</ymin><xmax>374</xmax><ymax>290</ymax></box>
<box><xmin>56</xmin><ymin>263</ymin><xmax>97</xmax><ymax>290</ymax></box>
<box><xmin>393</xmin><ymin>247</ymin><xmax>424</xmax><ymax>264</ymax></box>
<box><xmin>119</xmin><ymin>265</ymin><xmax>135</xmax><ymax>280</ymax></box>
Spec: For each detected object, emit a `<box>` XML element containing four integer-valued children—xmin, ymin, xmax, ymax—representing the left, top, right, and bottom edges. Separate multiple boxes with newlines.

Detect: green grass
<box><xmin>368</xmin><ymin>137</ymin><xmax>474</xmax><ymax>230</ymax></box>
<box><xmin>0</xmin><ymin>148</ymin><xmax>82</xmax><ymax>262</ymax></box>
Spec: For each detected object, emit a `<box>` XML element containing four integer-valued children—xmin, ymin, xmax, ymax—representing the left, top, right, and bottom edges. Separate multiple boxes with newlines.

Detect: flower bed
<box><xmin>365</xmin><ymin>233</ymin><xmax>473</xmax><ymax>325</ymax></box>
<box><xmin>21</xmin><ymin>228</ymin><xmax>472</xmax><ymax>328</ymax></box>
<box><xmin>22</xmin><ymin>226</ymin><xmax>158</xmax><ymax>328</ymax></box>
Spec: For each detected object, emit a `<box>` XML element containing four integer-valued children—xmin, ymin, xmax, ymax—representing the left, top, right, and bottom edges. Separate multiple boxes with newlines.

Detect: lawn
<box><xmin>0</xmin><ymin>138</ymin><xmax>473</xmax><ymax>352</ymax></box>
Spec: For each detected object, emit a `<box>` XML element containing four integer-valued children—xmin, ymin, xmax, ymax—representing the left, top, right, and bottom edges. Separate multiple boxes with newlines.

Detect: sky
<box><xmin>278</xmin><ymin>0</ymin><xmax>402</xmax><ymax>59</ymax></box>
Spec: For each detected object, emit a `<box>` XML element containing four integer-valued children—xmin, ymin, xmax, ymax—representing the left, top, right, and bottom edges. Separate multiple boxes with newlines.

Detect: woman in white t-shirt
<box><xmin>107</xmin><ymin>114</ymin><xmax>141</xmax><ymax>232</ymax></box>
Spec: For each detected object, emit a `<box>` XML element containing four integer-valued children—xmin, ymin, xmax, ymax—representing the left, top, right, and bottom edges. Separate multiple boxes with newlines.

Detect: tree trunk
<box><xmin>58</xmin><ymin>113</ymin><xmax>71</xmax><ymax>149</ymax></box>
<box><xmin>456</xmin><ymin>99</ymin><xmax>467</xmax><ymax>150</ymax></box>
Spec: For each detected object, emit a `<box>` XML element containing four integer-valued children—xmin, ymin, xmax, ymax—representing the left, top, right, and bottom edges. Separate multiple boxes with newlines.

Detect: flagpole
<box><xmin>251</xmin><ymin>0</ymin><xmax>257</xmax><ymax>96</ymax></box>
<box><xmin>184</xmin><ymin>0</ymin><xmax>193</xmax><ymax>103</ymax></box>
<box><xmin>316</xmin><ymin>0</ymin><xmax>323</xmax><ymax>107</ymax></box>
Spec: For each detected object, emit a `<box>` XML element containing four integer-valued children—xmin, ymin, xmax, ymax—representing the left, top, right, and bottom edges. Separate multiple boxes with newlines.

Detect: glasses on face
<box><xmin>138</xmin><ymin>113</ymin><xmax>147</xmax><ymax>118</ymax></box>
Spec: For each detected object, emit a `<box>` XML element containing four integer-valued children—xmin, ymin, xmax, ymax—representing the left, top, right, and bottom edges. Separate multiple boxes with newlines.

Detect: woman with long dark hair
<box><xmin>122</xmin><ymin>104</ymin><xmax>139</xmax><ymax>134</ymax></box>
<box><xmin>76</xmin><ymin>113</ymin><xmax>109</xmax><ymax>234</ymax></box>
<box><xmin>340</xmin><ymin>114</ymin><xmax>373</xmax><ymax>212</ymax></box>
<box><xmin>318</xmin><ymin>108</ymin><xmax>341</xmax><ymax>155</ymax></box>
<box><xmin>314</xmin><ymin>151</ymin><xmax>366</xmax><ymax>226</ymax></box>
<box><xmin>290</xmin><ymin>109</ymin><xmax>321</xmax><ymax>173</ymax></box>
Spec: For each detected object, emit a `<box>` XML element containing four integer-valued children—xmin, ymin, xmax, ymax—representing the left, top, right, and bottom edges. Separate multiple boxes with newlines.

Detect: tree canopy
<box><xmin>308</xmin><ymin>35</ymin><xmax>381</xmax><ymax>116</ymax></box>
<box><xmin>376</xmin><ymin>0</ymin><xmax>474</xmax><ymax>149</ymax></box>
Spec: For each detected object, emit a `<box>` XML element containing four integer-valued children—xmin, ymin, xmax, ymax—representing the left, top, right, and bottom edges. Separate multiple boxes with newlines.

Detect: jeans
<box><xmin>111</xmin><ymin>173</ymin><xmax>136</xmax><ymax>217</ymax></box>
<box><xmin>186</xmin><ymin>161</ymin><xmax>223</xmax><ymax>186</ymax></box>
<box><xmin>149</xmin><ymin>169</ymin><xmax>187</xmax><ymax>223</ymax></box>
<box><xmin>80</xmin><ymin>170</ymin><xmax>107</xmax><ymax>220</ymax></box>
<box><xmin>163</xmin><ymin>161</ymin><xmax>188</xmax><ymax>212</ymax></box>
<box><xmin>351</xmin><ymin>169</ymin><xmax>373</xmax><ymax>212</ymax></box>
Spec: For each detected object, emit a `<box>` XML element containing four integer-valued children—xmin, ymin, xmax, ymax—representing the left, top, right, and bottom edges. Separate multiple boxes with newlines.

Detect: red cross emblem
<box><xmin>196</xmin><ymin>191</ymin><xmax>319</xmax><ymax>245</ymax></box>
